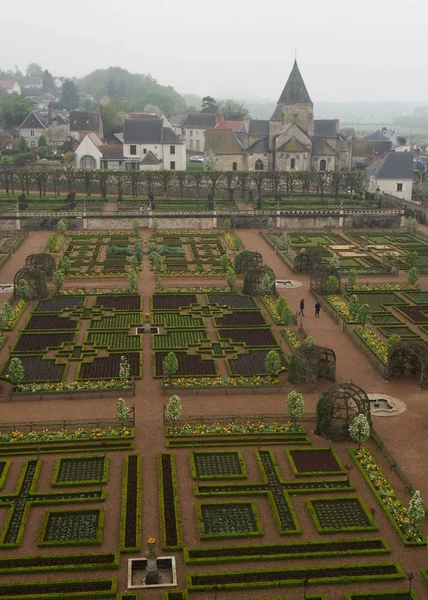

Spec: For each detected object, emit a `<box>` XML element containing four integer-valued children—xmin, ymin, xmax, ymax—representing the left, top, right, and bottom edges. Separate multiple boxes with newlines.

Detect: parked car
<box><xmin>189</xmin><ymin>155</ymin><xmax>204</xmax><ymax>163</ymax></box>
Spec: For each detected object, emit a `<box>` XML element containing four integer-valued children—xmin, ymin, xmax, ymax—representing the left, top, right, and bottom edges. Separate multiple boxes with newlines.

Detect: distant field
<box><xmin>342</xmin><ymin>122</ymin><xmax>428</xmax><ymax>135</ymax></box>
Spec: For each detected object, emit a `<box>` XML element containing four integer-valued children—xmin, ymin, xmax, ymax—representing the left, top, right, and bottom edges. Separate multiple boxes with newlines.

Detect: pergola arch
<box><xmin>293</xmin><ymin>251</ymin><xmax>322</xmax><ymax>274</ymax></box>
<box><xmin>315</xmin><ymin>382</ymin><xmax>372</xmax><ymax>441</ymax></box>
<box><xmin>384</xmin><ymin>340</ymin><xmax>428</xmax><ymax>388</ymax></box>
<box><xmin>25</xmin><ymin>253</ymin><xmax>56</xmax><ymax>276</ymax></box>
<box><xmin>243</xmin><ymin>265</ymin><xmax>276</xmax><ymax>296</ymax></box>
<box><xmin>289</xmin><ymin>344</ymin><xmax>336</xmax><ymax>384</ymax></box>
<box><xmin>234</xmin><ymin>249</ymin><xmax>263</xmax><ymax>275</ymax></box>
<box><xmin>310</xmin><ymin>264</ymin><xmax>341</xmax><ymax>294</ymax></box>
<box><xmin>14</xmin><ymin>267</ymin><xmax>48</xmax><ymax>300</ymax></box>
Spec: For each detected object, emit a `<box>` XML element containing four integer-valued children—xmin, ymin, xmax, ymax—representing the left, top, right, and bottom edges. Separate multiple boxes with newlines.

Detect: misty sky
<box><xmin>1</xmin><ymin>0</ymin><xmax>427</xmax><ymax>103</ymax></box>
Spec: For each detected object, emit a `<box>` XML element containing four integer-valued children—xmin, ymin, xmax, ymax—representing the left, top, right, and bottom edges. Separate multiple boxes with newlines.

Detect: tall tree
<box><xmin>42</xmin><ymin>69</ymin><xmax>55</xmax><ymax>91</ymax></box>
<box><xmin>26</xmin><ymin>63</ymin><xmax>43</xmax><ymax>77</ymax></box>
<box><xmin>221</xmin><ymin>99</ymin><xmax>250</xmax><ymax>120</ymax></box>
<box><xmin>201</xmin><ymin>96</ymin><xmax>217</xmax><ymax>113</ymax></box>
<box><xmin>10</xmin><ymin>95</ymin><xmax>32</xmax><ymax>125</ymax></box>
<box><xmin>61</xmin><ymin>79</ymin><xmax>79</xmax><ymax>110</ymax></box>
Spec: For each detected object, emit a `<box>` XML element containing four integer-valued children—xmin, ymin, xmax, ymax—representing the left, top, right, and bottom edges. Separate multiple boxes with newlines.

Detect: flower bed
<box><xmin>307</xmin><ymin>497</ymin><xmax>377</xmax><ymax>534</ymax></box>
<box><xmin>0</xmin><ymin>426</ymin><xmax>132</xmax><ymax>444</ymax></box>
<box><xmin>190</xmin><ymin>451</ymin><xmax>247</xmax><ymax>480</ymax></box>
<box><xmin>152</xmin><ymin>294</ymin><xmax>198</xmax><ymax>310</ymax></box>
<box><xmin>158</xmin><ymin>453</ymin><xmax>182</xmax><ymax>551</ymax></box>
<box><xmin>227</xmin><ymin>351</ymin><xmax>286</xmax><ymax>377</ymax></box>
<box><xmin>197</xmin><ymin>501</ymin><xmax>263</xmax><ymax>539</ymax></box>
<box><xmin>350</xmin><ymin>448</ymin><xmax>426</xmax><ymax>545</ymax></box>
<box><xmin>281</xmin><ymin>328</ymin><xmax>300</xmax><ymax>351</ymax></box>
<box><xmin>94</xmin><ymin>295</ymin><xmax>141</xmax><ymax>310</ymax></box>
<box><xmin>78</xmin><ymin>352</ymin><xmax>141</xmax><ymax>380</ymax></box>
<box><xmin>325</xmin><ymin>295</ymin><xmax>352</xmax><ymax>321</ymax></box>
<box><xmin>349</xmin><ymin>284</ymin><xmax>418</xmax><ymax>292</ymax></box>
<box><xmin>5</xmin><ymin>299</ymin><xmax>28</xmax><ymax>330</ymax></box>
<box><xmin>14</xmin><ymin>379</ymin><xmax>133</xmax><ymax>394</ymax></box>
<box><xmin>166</xmin><ymin>421</ymin><xmax>303</xmax><ymax>436</ymax></box>
<box><xmin>184</xmin><ymin>538</ymin><xmax>390</xmax><ymax>564</ymax></box>
<box><xmin>286</xmin><ymin>448</ymin><xmax>345</xmax><ymax>477</ymax></box>
<box><xmin>38</xmin><ymin>509</ymin><xmax>104</xmax><ymax>546</ymax></box>
<box><xmin>58</xmin><ymin>288</ymin><xmax>134</xmax><ymax>295</ymax></box>
<box><xmin>0</xmin><ymin>578</ymin><xmax>117</xmax><ymax>598</ymax></box>
<box><xmin>52</xmin><ymin>456</ymin><xmax>109</xmax><ymax>487</ymax></box>
<box><xmin>218</xmin><ymin>327</ymin><xmax>279</xmax><ymax>347</ymax></box>
<box><xmin>119</xmin><ymin>454</ymin><xmax>142</xmax><ymax>553</ymax></box>
<box><xmin>354</xmin><ymin>326</ymin><xmax>387</xmax><ymax>364</ymax></box>
<box><xmin>261</xmin><ymin>295</ymin><xmax>285</xmax><ymax>324</ymax></box>
<box><xmin>0</xmin><ymin>552</ymin><xmax>119</xmax><ymax>575</ymax></box>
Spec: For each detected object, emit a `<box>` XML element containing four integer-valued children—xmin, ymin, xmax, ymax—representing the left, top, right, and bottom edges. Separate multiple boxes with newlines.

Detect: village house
<box><xmin>0</xmin><ymin>80</ymin><xmax>21</xmax><ymax>95</ymax></box>
<box><xmin>368</xmin><ymin>151</ymin><xmax>414</xmax><ymax>201</ymax></box>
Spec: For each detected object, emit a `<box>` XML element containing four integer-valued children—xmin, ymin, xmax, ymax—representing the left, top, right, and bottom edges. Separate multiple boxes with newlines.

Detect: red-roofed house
<box><xmin>216</xmin><ymin>119</ymin><xmax>248</xmax><ymax>133</ymax></box>
<box><xmin>0</xmin><ymin>80</ymin><xmax>21</xmax><ymax>95</ymax></box>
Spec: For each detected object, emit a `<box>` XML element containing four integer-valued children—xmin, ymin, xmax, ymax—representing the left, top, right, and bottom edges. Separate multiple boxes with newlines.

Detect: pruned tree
<box><xmin>387</xmin><ymin>334</ymin><xmax>402</xmax><ymax>350</ymax></box>
<box><xmin>0</xmin><ymin>309</ymin><xmax>7</xmax><ymax>335</ymax></box>
<box><xmin>348</xmin><ymin>268</ymin><xmax>358</xmax><ymax>287</ymax></box>
<box><xmin>220</xmin><ymin>254</ymin><xmax>230</xmax><ymax>272</ymax></box>
<box><xmin>324</xmin><ymin>275</ymin><xmax>339</xmax><ymax>295</ymax></box>
<box><xmin>119</xmin><ymin>355</ymin><xmax>131</xmax><ymax>380</ymax></box>
<box><xmin>163</xmin><ymin>351</ymin><xmax>178</xmax><ymax>381</ymax></box>
<box><xmin>349</xmin><ymin>295</ymin><xmax>361</xmax><ymax>320</ymax></box>
<box><xmin>407</xmin><ymin>267</ymin><xmax>420</xmax><ymax>285</ymax></box>
<box><xmin>8</xmin><ymin>357</ymin><xmax>24</xmax><ymax>385</ymax></box>
<box><xmin>165</xmin><ymin>394</ymin><xmax>182</xmax><ymax>425</ymax></box>
<box><xmin>265</xmin><ymin>350</ymin><xmax>282</xmax><ymax>380</ymax></box>
<box><xmin>53</xmin><ymin>269</ymin><xmax>64</xmax><ymax>291</ymax></box>
<box><xmin>116</xmin><ymin>397</ymin><xmax>129</xmax><ymax>427</ymax></box>
<box><xmin>357</xmin><ymin>303</ymin><xmax>371</xmax><ymax>326</ymax></box>
<box><xmin>286</xmin><ymin>390</ymin><xmax>305</xmax><ymax>427</ymax></box>
<box><xmin>226</xmin><ymin>266</ymin><xmax>236</xmax><ymax>289</ymax></box>
<box><xmin>348</xmin><ymin>413</ymin><xmax>370</xmax><ymax>448</ymax></box>
<box><xmin>57</xmin><ymin>219</ymin><xmax>68</xmax><ymax>235</ymax></box>
<box><xmin>261</xmin><ymin>273</ymin><xmax>274</xmax><ymax>295</ymax></box>
<box><xmin>408</xmin><ymin>490</ymin><xmax>425</xmax><ymax>534</ymax></box>
<box><xmin>17</xmin><ymin>279</ymin><xmax>30</xmax><ymax>300</ymax></box>
<box><xmin>128</xmin><ymin>268</ymin><xmax>138</xmax><ymax>291</ymax></box>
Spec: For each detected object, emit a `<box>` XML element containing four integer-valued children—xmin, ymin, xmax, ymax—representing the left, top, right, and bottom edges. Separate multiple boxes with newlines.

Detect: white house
<box><xmin>123</xmin><ymin>118</ymin><xmax>186</xmax><ymax>170</ymax></box>
<box><xmin>0</xmin><ymin>80</ymin><xmax>21</xmax><ymax>95</ymax></box>
<box><xmin>369</xmin><ymin>151</ymin><xmax>414</xmax><ymax>202</ymax></box>
<box><xmin>181</xmin><ymin>112</ymin><xmax>218</xmax><ymax>153</ymax></box>
<box><xmin>74</xmin><ymin>133</ymin><xmax>104</xmax><ymax>169</ymax></box>
<box><xmin>18</xmin><ymin>111</ymin><xmax>47</xmax><ymax>148</ymax></box>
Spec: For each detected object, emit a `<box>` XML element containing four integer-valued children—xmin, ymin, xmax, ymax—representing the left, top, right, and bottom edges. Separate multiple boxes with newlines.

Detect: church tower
<box><xmin>269</xmin><ymin>60</ymin><xmax>314</xmax><ymax>141</ymax></box>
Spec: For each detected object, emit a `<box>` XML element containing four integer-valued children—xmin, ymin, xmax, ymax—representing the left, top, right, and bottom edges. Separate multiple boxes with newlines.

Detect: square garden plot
<box><xmin>207</xmin><ymin>294</ymin><xmax>256</xmax><ymax>309</ymax></box>
<box><xmin>154</xmin><ymin>352</ymin><xmax>217</xmax><ymax>377</ymax></box>
<box><xmin>34</xmin><ymin>296</ymin><xmax>85</xmax><ymax>312</ymax></box>
<box><xmin>218</xmin><ymin>328</ymin><xmax>278</xmax><ymax>347</ymax></box>
<box><xmin>190</xmin><ymin>451</ymin><xmax>247</xmax><ymax>480</ymax></box>
<box><xmin>38</xmin><ymin>509</ymin><xmax>104</xmax><ymax>546</ymax></box>
<box><xmin>197</xmin><ymin>502</ymin><xmax>262</xmax><ymax>539</ymax></box>
<box><xmin>227</xmin><ymin>350</ymin><xmax>287</xmax><ymax>375</ymax></box>
<box><xmin>52</xmin><ymin>456</ymin><xmax>109</xmax><ymax>486</ymax></box>
<box><xmin>286</xmin><ymin>449</ymin><xmax>346</xmax><ymax>477</ymax></box>
<box><xmin>307</xmin><ymin>497</ymin><xmax>376</xmax><ymax>533</ymax></box>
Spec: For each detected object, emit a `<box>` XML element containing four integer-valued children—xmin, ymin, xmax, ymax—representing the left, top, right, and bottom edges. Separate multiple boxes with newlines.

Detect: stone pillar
<box><xmin>212</xmin><ymin>210</ymin><xmax>217</xmax><ymax>229</ymax></box>
<box><xmin>276</xmin><ymin>210</ymin><xmax>281</xmax><ymax>228</ymax></box>
<box><xmin>338</xmin><ymin>209</ymin><xmax>344</xmax><ymax>228</ymax></box>
<box><xmin>82</xmin><ymin>208</ymin><xmax>88</xmax><ymax>230</ymax></box>
<box><xmin>15</xmin><ymin>211</ymin><xmax>21</xmax><ymax>231</ymax></box>
<box><xmin>148</xmin><ymin>208</ymin><xmax>152</xmax><ymax>230</ymax></box>
<box><xmin>400</xmin><ymin>211</ymin><xmax>406</xmax><ymax>228</ymax></box>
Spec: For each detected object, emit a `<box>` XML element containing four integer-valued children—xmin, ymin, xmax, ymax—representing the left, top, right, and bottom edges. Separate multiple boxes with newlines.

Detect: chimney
<box><xmin>216</xmin><ymin>109</ymin><xmax>223</xmax><ymax>126</ymax></box>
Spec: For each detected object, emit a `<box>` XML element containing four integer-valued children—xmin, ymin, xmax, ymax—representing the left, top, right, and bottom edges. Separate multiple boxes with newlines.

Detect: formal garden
<box><xmin>0</xmin><ymin>224</ymin><xmax>427</xmax><ymax>599</ymax></box>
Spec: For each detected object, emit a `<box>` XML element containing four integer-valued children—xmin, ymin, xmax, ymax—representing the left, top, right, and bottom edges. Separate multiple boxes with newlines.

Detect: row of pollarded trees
<box><xmin>0</xmin><ymin>167</ymin><xmax>365</xmax><ymax>200</ymax></box>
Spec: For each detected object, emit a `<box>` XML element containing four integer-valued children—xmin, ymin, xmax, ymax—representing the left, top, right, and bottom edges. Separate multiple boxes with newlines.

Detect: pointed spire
<box><xmin>277</xmin><ymin>60</ymin><xmax>312</xmax><ymax>105</ymax></box>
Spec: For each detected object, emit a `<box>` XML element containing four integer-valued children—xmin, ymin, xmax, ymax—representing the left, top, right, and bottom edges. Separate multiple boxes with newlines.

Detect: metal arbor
<box><xmin>310</xmin><ymin>265</ymin><xmax>341</xmax><ymax>294</ymax></box>
<box><xmin>14</xmin><ymin>267</ymin><xmax>48</xmax><ymax>300</ymax></box>
<box><xmin>234</xmin><ymin>250</ymin><xmax>263</xmax><ymax>275</ymax></box>
<box><xmin>25</xmin><ymin>253</ymin><xmax>56</xmax><ymax>276</ymax></box>
<box><xmin>243</xmin><ymin>265</ymin><xmax>276</xmax><ymax>296</ymax></box>
<box><xmin>384</xmin><ymin>340</ymin><xmax>428</xmax><ymax>388</ymax></box>
<box><xmin>315</xmin><ymin>382</ymin><xmax>372</xmax><ymax>442</ymax></box>
<box><xmin>293</xmin><ymin>251</ymin><xmax>322</xmax><ymax>274</ymax></box>
<box><xmin>290</xmin><ymin>344</ymin><xmax>336</xmax><ymax>384</ymax></box>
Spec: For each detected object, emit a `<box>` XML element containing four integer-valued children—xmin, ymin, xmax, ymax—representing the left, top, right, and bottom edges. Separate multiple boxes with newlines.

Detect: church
<box><xmin>205</xmin><ymin>60</ymin><xmax>352</xmax><ymax>172</ymax></box>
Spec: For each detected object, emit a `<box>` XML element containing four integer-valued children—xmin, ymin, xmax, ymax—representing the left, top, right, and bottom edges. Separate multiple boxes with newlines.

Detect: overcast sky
<box><xmin>1</xmin><ymin>0</ymin><xmax>427</xmax><ymax>103</ymax></box>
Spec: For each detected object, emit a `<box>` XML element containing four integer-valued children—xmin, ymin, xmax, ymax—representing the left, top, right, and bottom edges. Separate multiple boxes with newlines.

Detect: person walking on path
<box><xmin>298</xmin><ymin>298</ymin><xmax>305</xmax><ymax>316</ymax></box>
<box><xmin>315</xmin><ymin>301</ymin><xmax>321</xmax><ymax>317</ymax></box>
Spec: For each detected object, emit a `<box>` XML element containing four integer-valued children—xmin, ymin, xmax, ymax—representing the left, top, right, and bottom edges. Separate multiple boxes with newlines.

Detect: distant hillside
<box><xmin>79</xmin><ymin>67</ymin><xmax>186</xmax><ymax>115</ymax></box>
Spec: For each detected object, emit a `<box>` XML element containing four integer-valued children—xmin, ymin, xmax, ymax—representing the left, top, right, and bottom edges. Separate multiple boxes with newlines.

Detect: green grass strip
<box><xmin>119</xmin><ymin>454</ymin><xmax>142</xmax><ymax>553</ymax></box>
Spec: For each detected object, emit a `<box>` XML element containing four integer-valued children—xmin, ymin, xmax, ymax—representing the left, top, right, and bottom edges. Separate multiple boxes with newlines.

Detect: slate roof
<box><xmin>18</xmin><ymin>111</ymin><xmax>47</xmax><ymax>129</ymax></box>
<box><xmin>140</xmin><ymin>151</ymin><xmax>160</xmax><ymax>165</ymax></box>
<box><xmin>312</xmin><ymin>138</ymin><xmax>336</xmax><ymax>155</ymax></box>
<box><xmin>249</xmin><ymin>120</ymin><xmax>270</xmax><ymax>137</ymax></box>
<box><xmin>205</xmin><ymin>129</ymin><xmax>243</xmax><ymax>154</ymax></box>
<box><xmin>113</xmin><ymin>132</ymin><xmax>124</xmax><ymax>143</ymax></box>
<box><xmin>375</xmin><ymin>152</ymin><xmax>414</xmax><ymax>180</ymax></box>
<box><xmin>277</xmin><ymin>137</ymin><xmax>310</xmax><ymax>153</ymax></box>
<box><xmin>168</xmin><ymin>113</ymin><xmax>188</xmax><ymax>127</ymax></box>
<box><xmin>277</xmin><ymin>60</ymin><xmax>312</xmax><ymax>105</ymax></box>
<box><xmin>247</xmin><ymin>137</ymin><xmax>270</xmax><ymax>153</ymax></box>
<box><xmin>124</xmin><ymin>119</ymin><xmax>163</xmax><ymax>143</ymax></box>
<box><xmin>162</xmin><ymin>127</ymin><xmax>183</xmax><ymax>144</ymax></box>
<box><xmin>314</xmin><ymin>120</ymin><xmax>338</xmax><ymax>137</ymax></box>
<box><xmin>69</xmin><ymin>110</ymin><xmax>100</xmax><ymax>132</ymax></box>
<box><xmin>364</xmin><ymin>130</ymin><xmax>390</xmax><ymax>142</ymax></box>
<box><xmin>182</xmin><ymin>113</ymin><xmax>216</xmax><ymax>129</ymax></box>
<box><xmin>21</xmin><ymin>77</ymin><xmax>42</xmax><ymax>87</ymax></box>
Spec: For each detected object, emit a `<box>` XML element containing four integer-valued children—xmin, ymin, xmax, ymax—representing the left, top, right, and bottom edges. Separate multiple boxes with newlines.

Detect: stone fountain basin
<box><xmin>128</xmin><ymin>556</ymin><xmax>177</xmax><ymax>589</ymax></box>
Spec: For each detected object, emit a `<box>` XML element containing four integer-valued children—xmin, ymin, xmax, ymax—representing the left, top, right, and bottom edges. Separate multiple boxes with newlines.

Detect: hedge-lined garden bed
<box><xmin>158</xmin><ymin>453</ymin><xmax>182</xmax><ymax>551</ymax></box>
<box><xmin>119</xmin><ymin>454</ymin><xmax>142</xmax><ymax>553</ymax></box>
<box><xmin>0</xmin><ymin>552</ymin><xmax>119</xmax><ymax>574</ymax></box>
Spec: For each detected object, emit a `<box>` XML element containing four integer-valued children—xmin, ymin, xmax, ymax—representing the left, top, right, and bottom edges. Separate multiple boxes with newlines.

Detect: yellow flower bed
<box><xmin>325</xmin><ymin>295</ymin><xmax>352</xmax><ymax>321</ymax></box>
<box><xmin>355</xmin><ymin>326</ymin><xmax>387</xmax><ymax>363</ymax></box>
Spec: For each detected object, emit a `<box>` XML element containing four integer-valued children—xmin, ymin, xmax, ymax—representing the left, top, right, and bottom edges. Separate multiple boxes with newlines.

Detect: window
<box><xmin>319</xmin><ymin>159</ymin><xmax>327</xmax><ymax>172</ymax></box>
<box><xmin>143</xmin><ymin>149</ymin><xmax>147</xmax><ymax>154</ymax></box>
<box><xmin>255</xmin><ymin>159</ymin><xmax>264</xmax><ymax>171</ymax></box>
<box><xmin>80</xmin><ymin>155</ymin><xmax>96</xmax><ymax>170</ymax></box>
<box><xmin>196</xmin><ymin>140</ymin><xmax>200</xmax><ymax>150</ymax></box>
<box><xmin>102</xmin><ymin>160</ymin><xmax>108</xmax><ymax>169</ymax></box>
<box><xmin>396</xmin><ymin>183</ymin><xmax>403</xmax><ymax>192</ymax></box>
<box><xmin>30</xmin><ymin>130</ymin><xmax>35</xmax><ymax>137</ymax></box>
<box><xmin>170</xmin><ymin>161</ymin><xmax>176</xmax><ymax>170</ymax></box>
<box><xmin>30</xmin><ymin>141</ymin><xmax>36</xmax><ymax>148</ymax></box>
<box><xmin>170</xmin><ymin>145</ymin><xmax>175</xmax><ymax>154</ymax></box>
<box><xmin>189</xmin><ymin>140</ymin><xmax>193</xmax><ymax>149</ymax></box>
<box><xmin>290</xmin><ymin>158</ymin><xmax>296</xmax><ymax>169</ymax></box>
<box><xmin>189</xmin><ymin>130</ymin><xmax>193</xmax><ymax>136</ymax></box>
<box><xmin>232</xmin><ymin>162</ymin><xmax>237</xmax><ymax>171</ymax></box>
<box><xmin>130</xmin><ymin>145</ymin><xmax>137</xmax><ymax>155</ymax></box>
<box><xmin>293</xmin><ymin>112</ymin><xmax>298</xmax><ymax>121</ymax></box>
<box><xmin>53</xmin><ymin>120</ymin><xmax>58</xmax><ymax>126</ymax></box>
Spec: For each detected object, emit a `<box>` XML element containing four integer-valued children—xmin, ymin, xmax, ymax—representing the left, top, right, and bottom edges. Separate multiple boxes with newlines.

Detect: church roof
<box><xmin>205</xmin><ymin>129</ymin><xmax>243</xmax><ymax>154</ymax></box>
<box><xmin>314</xmin><ymin>120</ymin><xmax>338</xmax><ymax>137</ymax></box>
<box><xmin>249</xmin><ymin>120</ymin><xmax>270</xmax><ymax>136</ymax></box>
<box><xmin>277</xmin><ymin>60</ymin><xmax>312</xmax><ymax>106</ymax></box>
<box><xmin>277</xmin><ymin>137</ymin><xmax>310</xmax><ymax>153</ymax></box>
<box><xmin>247</xmin><ymin>137</ymin><xmax>270</xmax><ymax>153</ymax></box>
<box><xmin>312</xmin><ymin>138</ymin><xmax>336</xmax><ymax>155</ymax></box>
